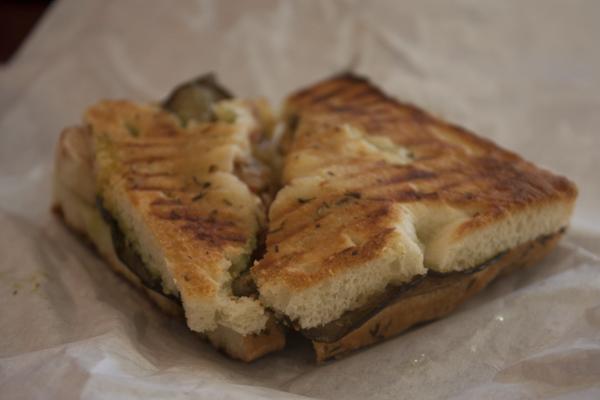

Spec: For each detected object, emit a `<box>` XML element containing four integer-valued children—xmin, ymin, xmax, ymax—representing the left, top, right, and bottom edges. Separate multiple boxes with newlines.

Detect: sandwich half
<box><xmin>53</xmin><ymin>75</ymin><xmax>285</xmax><ymax>361</ymax></box>
<box><xmin>252</xmin><ymin>74</ymin><xmax>577</xmax><ymax>361</ymax></box>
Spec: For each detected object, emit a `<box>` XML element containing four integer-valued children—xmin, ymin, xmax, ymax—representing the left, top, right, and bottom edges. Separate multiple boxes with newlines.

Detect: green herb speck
<box><xmin>221</xmin><ymin>109</ymin><xmax>237</xmax><ymax>123</ymax></box>
<box><xmin>125</xmin><ymin>122</ymin><xmax>139</xmax><ymax>137</ymax></box>
<box><xmin>297</xmin><ymin>197</ymin><xmax>315</xmax><ymax>204</ymax></box>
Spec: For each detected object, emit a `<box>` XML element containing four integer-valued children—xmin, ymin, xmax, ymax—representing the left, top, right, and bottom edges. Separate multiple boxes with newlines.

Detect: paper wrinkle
<box><xmin>1</xmin><ymin>0</ymin><xmax>599</xmax><ymax>399</ymax></box>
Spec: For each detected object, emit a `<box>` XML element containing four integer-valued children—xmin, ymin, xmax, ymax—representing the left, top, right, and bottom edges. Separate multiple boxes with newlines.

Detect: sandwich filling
<box><xmin>299</xmin><ymin>228</ymin><xmax>564</xmax><ymax>343</ymax></box>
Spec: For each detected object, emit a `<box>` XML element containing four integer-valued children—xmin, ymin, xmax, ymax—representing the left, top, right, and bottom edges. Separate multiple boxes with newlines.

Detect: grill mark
<box><xmin>158</xmin><ymin>208</ymin><xmax>246</xmax><ymax>244</ymax></box>
<box><xmin>266</xmin><ymin>217</ymin><xmax>318</xmax><ymax>245</ymax></box>
<box><xmin>150</xmin><ymin>198</ymin><xmax>183</xmax><ymax>206</ymax></box>
<box><xmin>322</xmin><ymin>168</ymin><xmax>437</xmax><ymax>197</ymax></box>
<box><xmin>339</xmin><ymin>86</ymin><xmax>383</xmax><ymax>104</ymax></box>
<box><xmin>339</xmin><ymin>94</ymin><xmax>383</xmax><ymax>108</ymax></box>
<box><xmin>309</xmin><ymin>84</ymin><xmax>355</xmax><ymax>105</ymax></box>
<box><xmin>271</xmin><ymin>162</ymin><xmax>397</xmax><ymax>220</ymax></box>
<box><xmin>323</xmin><ymin>227</ymin><xmax>395</xmax><ymax>266</ymax></box>
<box><xmin>271</xmin><ymin>202</ymin><xmax>393</xmax><ymax>245</ymax></box>
<box><xmin>257</xmin><ymin>251</ymin><xmax>301</xmax><ymax>278</ymax></box>
<box><xmin>337</xmin><ymin>73</ymin><xmax>371</xmax><ymax>85</ymax></box>
<box><xmin>379</xmin><ymin>169</ymin><xmax>437</xmax><ymax>185</ymax></box>
<box><xmin>428</xmin><ymin>179</ymin><xmax>464</xmax><ymax>194</ymax></box>
<box><xmin>325</xmin><ymin>105</ymin><xmax>364</xmax><ymax>115</ymax></box>
<box><xmin>149</xmin><ymin>123</ymin><xmax>180</xmax><ymax>137</ymax></box>
<box><xmin>291</xmin><ymin>79</ymin><xmax>351</xmax><ymax>102</ymax></box>
<box><xmin>370</xmin><ymin>113</ymin><xmax>406</xmax><ymax>125</ymax></box>
<box><xmin>408</xmin><ymin>153</ymin><xmax>443</xmax><ymax>163</ymax></box>
<box><xmin>305</xmin><ymin>80</ymin><xmax>379</xmax><ymax>107</ymax></box>
<box><xmin>119</xmin><ymin>141</ymin><xmax>183</xmax><ymax>148</ymax></box>
<box><xmin>318</xmin><ymin>162</ymin><xmax>397</xmax><ymax>183</ymax></box>
<box><xmin>123</xmin><ymin>155</ymin><xmax>173</xmax><ymax>164</ymax></box>
<box><xmin>355</xmin><ymin>104</ymin><xmax>399</xmax><ymax>118</ymax></box>
<box><xmin>406</xmin><ymin>107</ymin><xmax>431</xmax><ymax>124</ymax></box>
<box><xmin>128</xmin><ymin>185</ymin><xmax>186</xmax><ymax>192</ymax></box>
<box><xmin>391</xmin><ymin>190</ymin><xmax>439</xmax><ymax>202</ymax></box>
<box><xmin>125</xmin><ymin>171</ymin><xmax>175</xmax><ymax>178</ymax></box>
<box><xmin>290</xmin><ymin>73</ymin><xmax>367</xmax><ymax>101</ymax></box>
<box><xmin>181</xmin><ymin>224</ymin><xmax>246</xmax><ymax>244</ymax></box>
<box><xmin>152</xmin><ymin>208</ymin><xmax>237</xmax><ymax>227</ymax></box>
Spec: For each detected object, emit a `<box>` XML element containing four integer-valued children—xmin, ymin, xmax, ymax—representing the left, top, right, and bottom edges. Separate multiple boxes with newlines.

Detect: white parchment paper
<box><xmin>1</xmin><ymin>1</ymin><xmax>599</xmax><ymax>399</ymax></box>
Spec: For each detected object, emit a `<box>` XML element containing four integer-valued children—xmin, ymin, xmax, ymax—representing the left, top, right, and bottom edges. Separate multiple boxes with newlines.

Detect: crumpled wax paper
<box><xmin>1</xmin><ymin>1</ymin><xmax>599</xmax><ymax>399</ymax></box>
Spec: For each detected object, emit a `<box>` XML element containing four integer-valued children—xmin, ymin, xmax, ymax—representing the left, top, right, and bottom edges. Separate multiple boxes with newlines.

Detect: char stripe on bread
<box><xmin>53</xmin><ymin>73</ymin><xmax>577</xmax><ymax>362</ymax></box>
<box><xmin>252</xmin><ymin>74</ymin><xmax>576</xmax><ymax>346</ymax></box>
<box><xmin>89</xmin><ymin>100</ymin><xmax>271</xmax><ymax>335</ymax></box>
<box><xmin>52</xmin><ymin>81</ymin><xmax>286</xmax><ymax>361</ymax></box>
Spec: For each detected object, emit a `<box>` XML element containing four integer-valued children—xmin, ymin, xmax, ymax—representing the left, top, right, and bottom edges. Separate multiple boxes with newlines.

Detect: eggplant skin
<box><xmin>231</xmin><ymin>271</ymin><xmax>258</xmax><ymax>298</ymax></box>
<box><xmin>96</xmin><ymin>197</ymin><xmax>180</xmax><ymax>303</ymax></box>
<box><xmin>299</xmin><ymin>248</ymin><xmax>513</xmax><ymax>342</ymax></box>
<box><xmin>163</xmin><ymin>73</ymin><xmax>233</xmax><ymax>124</ymax></box>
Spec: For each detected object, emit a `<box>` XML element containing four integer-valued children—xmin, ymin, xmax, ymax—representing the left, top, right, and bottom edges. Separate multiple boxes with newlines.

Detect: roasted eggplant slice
<box><xmin>300</xmin><ymin>252</ymin><xmax>511</xmax><ymax>343</ymax></box>
<box><xmin>97</xmin><ymin>198</ymin><xmax>180</xmax><ymax>302</ymax></box>
<box><xmin>299</xmin><ymin>231</ymin><xmax>562</xmax><ymax>343</ymax></box>
<box><xmin>163</xmin><ymin>73</ymin><xmax>233</xmax><ymax>124</ymax></box>
<box><xmin>231</xmin><ymin>271</ymin><xmax>258</xmax><ymax>298</ymax></box>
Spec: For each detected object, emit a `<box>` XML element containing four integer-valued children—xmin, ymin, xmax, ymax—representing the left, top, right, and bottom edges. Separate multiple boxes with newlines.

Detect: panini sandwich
<box><xmin>252</xmin><ymin>74</ymin><xmax>577</xmax><ymax>361</ymax></box>
<box><xmin>53</xmin><ymin>73</ymin><xmax>577</xmax><ymax>362</ymax></box>
<box><xmin>53</xmin><ymin>75</ymin><xmax>284</xmax><ymax>361</ymax></box>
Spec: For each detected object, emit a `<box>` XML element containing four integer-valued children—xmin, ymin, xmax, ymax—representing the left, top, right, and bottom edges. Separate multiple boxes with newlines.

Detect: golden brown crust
<box><xmin>207</xmin><ymin>319</ymin><xmax>286</xmax><ymax>362</ymax></box>
<box><xmin>52</xmin><ymin>203</ymin><xmax>183</xmax><ymax>317</ymax></box>
<box><xmin>255</xmin><ymin>200</ymin><xmax>408</xmax><ymax>289</ymax></box>
<box><xmin>235</xmin><ymin>320</ymin><xmax>287</xmax><ymax>362</ymax></box>
<box><xmin>253</xmin><ymin>73</ymin><xmax>577</xmax><ymax>291</ymax></box>
<box><xmin>85</xmin><ymin>101</ymin><xmax>262</xmax><ymax>304</ymax></box>
<box><xmin>285</xmin><ymin>73</ymin><xmax>577</xmax><ymax>208</ymax></box>
<box><xmin>53</xmin><ymin>204</ymin><xmax>285</xmax><ymax>361</ymax></box>
<box><xmin>312</xmin><ymin>230</ymin><xmax>564</xmax><ymax>362</ymax></box>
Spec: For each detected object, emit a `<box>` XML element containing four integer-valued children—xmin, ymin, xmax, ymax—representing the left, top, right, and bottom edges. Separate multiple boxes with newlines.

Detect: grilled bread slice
<box><xmin>53</xmin><ymin>82</ymin><xmax>285</xmax><ymax>361</ymax></box>
<box><xmin>53</xmin><ymin>125</ymin><xmax>190</xmax><ymax>317</ymax></box>
<box><xmin>252</xmin><ymin>74</ymin><xmax>577</xmax><ymax>360</ymax></box>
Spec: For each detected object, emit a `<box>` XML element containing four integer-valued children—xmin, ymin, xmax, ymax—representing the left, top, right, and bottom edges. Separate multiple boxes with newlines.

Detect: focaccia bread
<box><xmin>252</xmin><ymin>74</ymin><xmax>577</xmax><ymax>361</ymax></box>
<box><xmin>53</xmin><ymin>73</ymin><xmax>577</xmax><ymax>362</ymax></box>
<box><xmin>52</xmin><ymin>78</ymin><xmax>285</xmax><ymax>361</ymax></box>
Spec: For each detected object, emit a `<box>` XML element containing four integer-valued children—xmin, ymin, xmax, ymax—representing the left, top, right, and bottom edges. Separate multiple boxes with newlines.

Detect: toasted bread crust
<box><xmin>254</xmin><ymin>73</ymin><xmax>576</xmax><ymax>294</ymax></box>
<box><xmin>286</xmin><ymin>73</ymin><xmax>577</xmax><ymax>213</ymax></box>
<box><xmin>312</xmin><ymin>229</ymin><xmax>563</xmax><ymax>362</ymax></box>
<box><xmin>54</xmin><ymin>118</ymin><xmax>284</xmax><ymax>360</ymax></box>
<box><xmin>256</xmin><ymin>200</ymin><xmax>422</xmax><ymax>289</ymax></box>
<box><xmin>53</xmin><ymin>204</ymin><xmax>285</xmax><ymax>361</ymax></box>
<box><xmin>88</xmin><ymin>101</ymin><xmax>263</xmax><ymax>301</ymax></box>
<box><xmin>206</xmin><ymin>318</ymin><xmax>286</xmax><ymax>362</ymax></box>
<box><xmin>52</xmin><ymin>204</ymin><xmax>183</xmax><ymax>316</ymax></box>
